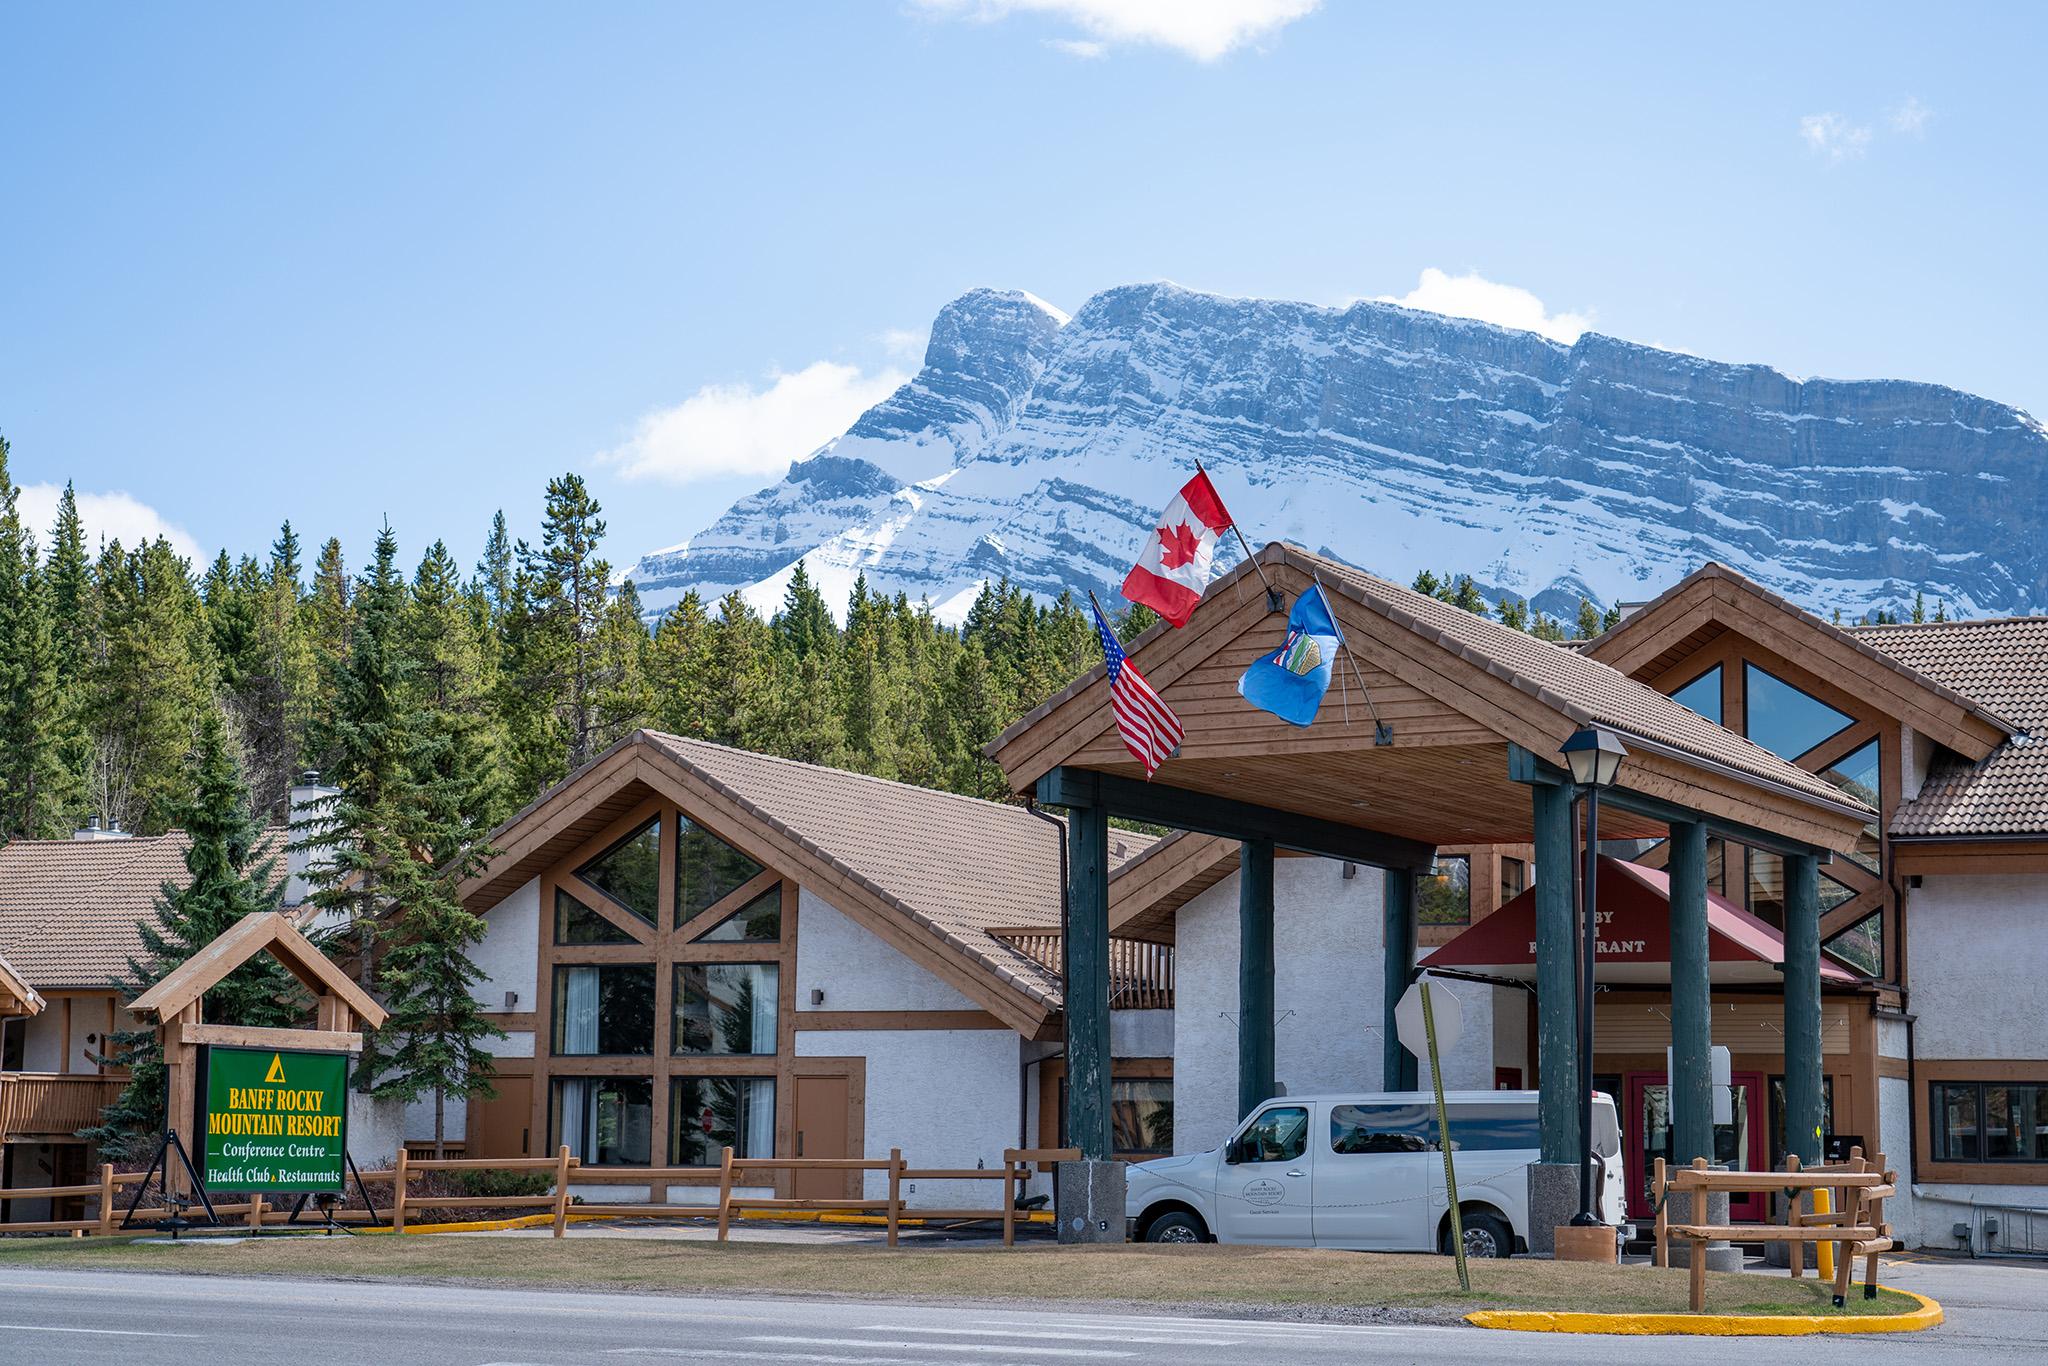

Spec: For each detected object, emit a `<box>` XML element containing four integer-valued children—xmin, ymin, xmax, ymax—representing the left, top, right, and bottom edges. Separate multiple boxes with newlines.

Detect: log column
<box><xmin>1063</xmin><ymin>801</ymin><xmax>1112</xmax><ymax>1160</ymax></box>
<box><xmin>1238</xmin><ymin>838</ymin><xmax>1276</xmax><ymax>1119</ymax></box>
<box><xmin>1783</xmin><ymin>851</ymin><xmax>1825</xmax><ymax>1166</ymax></box>
<box><xmin>1381</xmin><ymin>866</ymin><xmax>1418</xmax><ymax>1090</ymax></box>
<box><xmin>1668</xmin><ymin>820</ymin><xmax>1714</xmax><ymax>1164</ymax></box>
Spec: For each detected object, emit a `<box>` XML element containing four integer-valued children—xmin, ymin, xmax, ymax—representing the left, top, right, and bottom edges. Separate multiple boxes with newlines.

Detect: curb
<box><xmin>360</xmin><ymin>1209</ymin><xmax>1058</xmax><ymax>1237</ymax></box>
<box><xmin>1466</xmin><ymin>1287</ymin><xmax>1943</xmax><ymax>1336</ymax></box>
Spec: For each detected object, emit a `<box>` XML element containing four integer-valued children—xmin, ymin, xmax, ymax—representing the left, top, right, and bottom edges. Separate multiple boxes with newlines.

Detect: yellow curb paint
<box><xmin>1465</xmin><ymin>1287</ymin><xmax>1942</xmax><ymax>1337</ymax></box>
<box><xmin>362</xmin><ymin>1209</ymin><xmax>1057</xmax><ymax>1236</ymax></box>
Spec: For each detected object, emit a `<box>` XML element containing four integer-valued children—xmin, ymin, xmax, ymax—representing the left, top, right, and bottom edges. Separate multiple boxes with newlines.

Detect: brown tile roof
<box><xmin>1855</xmin><ymin>618</ymin><xmax>2048</xmax><ymax>837</ymax></box>
<box><xmin>642</xmin><ymin>733</ymin><xmax>1157</xmax><ymax>1005</ymax></box>
<box><xmin>1291</xmin><ymin>547</ymin><xmax>1875</xmax><ymax>817</ymax></box>
<box><xmin>0</xmin><ymin>831</ymin><xmax>291</xmax><ymax>991</ymax></box>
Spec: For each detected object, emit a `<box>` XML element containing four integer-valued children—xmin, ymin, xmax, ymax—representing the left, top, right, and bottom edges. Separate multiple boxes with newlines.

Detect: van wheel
<box><xmin>1443</xmin><ymin>1211</ymin><xmax>1513</xmax><ymax>1259</ymax></box>
<box><xmin>1144</xmin><ymin>1211</ymin><xmax>1208</xmax><ymax>1244</ymax></box>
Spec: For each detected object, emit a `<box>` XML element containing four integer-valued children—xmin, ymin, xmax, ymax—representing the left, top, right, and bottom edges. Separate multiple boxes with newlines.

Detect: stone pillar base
<box><xmin>1526</xmin><ymin>1163</ymin><xmax>1579</xmax><ymax>1255</ymax></box>
<box><xmin>1554</xmin><ymin>1223</ymin><xmax>1618</xmax><ymax>1263</ymax></box>
<box><xmin>1665</xmin><ymin>1183</ymin><xmax>1745</xmax><ymax>1270</ymax></box>
<box><xmin>1055</xmin><ymin>1160</ymin><xmax>1127</xmax><ymax>1244</ymax></box>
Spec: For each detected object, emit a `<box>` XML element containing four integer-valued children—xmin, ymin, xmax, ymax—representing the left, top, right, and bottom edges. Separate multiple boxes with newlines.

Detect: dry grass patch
<box><xmin>0</xmin><ymin>1234</ymin><xmax>1920</xmax><ymax>1319</ymax></box>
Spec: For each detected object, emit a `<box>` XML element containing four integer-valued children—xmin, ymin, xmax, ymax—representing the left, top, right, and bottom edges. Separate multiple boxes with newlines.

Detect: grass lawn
<box><xmin>0</xmin><ymin>1233</ymin><xmax>1922</xmax><ymax>1321</ymax></box>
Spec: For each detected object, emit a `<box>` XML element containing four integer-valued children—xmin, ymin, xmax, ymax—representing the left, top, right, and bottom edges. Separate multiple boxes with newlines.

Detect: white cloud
<box><xmin>600</xmin><ymin>361</ymin><xmax>911</xmax><ymax>485</ymax></box>
<box><xmin>1048</xmin><ymin>37</ymin><xmax>1109</xmax><ymax>58</ymax></box>
<box><xmin>911</xmin><ymin>0</ymin><xmax>1320</xmax><ymax>62</ymax></box>
<box><xmin>1373</xmin><ymin>268</ymin><xmax>1594</xmax><ymax>345</ymax></box>
<box><xmin>16</xmin><ymin>483</ymin><xmax>205</xmax><ymax>564</ymax></box>
<box><xmin>1889</xmin><ymin>96</ymin><xmax>1932</xmax><ymax>136</ymax></box>
<box><xmin>1800</xmin><ymin>111</ymin><xmax>1873</xmax><ymax>162</ymax></box>
<box><xmin>877</xmin><ymin>327</ymin><xmax>929</xmax><ymax>363</ymax></box>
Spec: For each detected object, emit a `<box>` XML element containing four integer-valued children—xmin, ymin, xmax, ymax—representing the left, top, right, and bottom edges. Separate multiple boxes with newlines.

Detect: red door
<box><xmin>1625</xmin><ymin>1072</ymin><xmax>1768</xmax><ymax>1221</ymax></box>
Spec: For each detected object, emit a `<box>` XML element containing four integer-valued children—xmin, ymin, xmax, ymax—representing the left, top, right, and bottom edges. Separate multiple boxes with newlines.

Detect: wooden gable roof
<box><xmin>1583</xmin><ymin>563</ymin><xmax>2014</xmax><ymax>760</ymax></box>
<box><xmin>990</xmin><ymin>543</ymin><xmax>1876</xmax><ymax>855</ymax></box>
<box><xmin>0</xmin><ymin>950</ymin><xmax>42</xmax><ymax>1017</ymax></box>
<box><xmin>129</xmin><ymin>912</ymin><xmax>387</xmax><ymax>1029</ymax></box>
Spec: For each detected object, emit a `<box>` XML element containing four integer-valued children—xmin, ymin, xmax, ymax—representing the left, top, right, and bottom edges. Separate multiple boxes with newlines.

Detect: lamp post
<box><xmin>1560</xmin><ymin>725</ymin><xmax>1627</xmax><ymax>1227</ymax></box>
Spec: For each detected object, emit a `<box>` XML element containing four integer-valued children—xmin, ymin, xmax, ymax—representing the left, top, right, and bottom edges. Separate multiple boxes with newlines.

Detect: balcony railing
<box><xmin>0</xmin><ymin>1073</ymin><xmax>124</xmax><ymax>1140</ymax></box>
<box><xmin>995</xmin><ymin>933</ymin><xmax>1175</xmax><ymax>1010</ymax></box>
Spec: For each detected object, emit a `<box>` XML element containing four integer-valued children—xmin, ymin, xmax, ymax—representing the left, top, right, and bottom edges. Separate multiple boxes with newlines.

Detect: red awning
<box><xmin>1422</xmin><ymin>856</ymin><xmax>1858</xmax><ymax>985</ymax></box>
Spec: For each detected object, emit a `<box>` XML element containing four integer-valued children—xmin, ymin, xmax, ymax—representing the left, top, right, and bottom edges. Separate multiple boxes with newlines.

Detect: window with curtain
<box><xmin>693</xmin><ymin>886</ymin><xmax>782</xmax><ymax>943</ymax></box>
<box><xmin>1498</xmin><ymin>856</ymin><xmax>1527</xmax><ymax>906</ymax></box>
<box><xmin>554</xmin><ymin>1076</ymin><xmax>653</xmax><ymax>1166</ymax></box>
<box><xmin>576</xmin><ymin>818</ymin><xmax>662</xmax><ymax>925</ymax></box>
<box><xmin>676</xmin><ymin>816</ymin><xmax>766</xmax><ymax>927</ymax></box>
<box><xmin>1419</xmin><ymin>855</ymin><xmax>1471</xmax><ymax>924</ymax></box>
<box><xmin>554</xmin><ymin>887</ymin><xmax>636</xmax><ymax>945</ymax></box>
<box><xmin>552</xmin><ymin>964</ymin><xmax>655</xmax><ymax>1056</ymax></box>
<box><xmin>1669</xmin><ymin>665</ymin><xmax>1723</xmax><ymax>724</ymax></box>
<box><xmin>1743</xmin><ymin>664</ymin><xmax>1856</xmax><ymax>761</ymax></box>
<box><xmin>1111</xmin><ymin>1079</ymin><xmax>1174</xmax><ymax>1155</ymax></box>
<box><xmin>670</xmin><ymin>1075</ymin><xmax>774</xmax><ymax>1165</ymax></box>
<box><xmin>673</xmin><ymin>963</ymin><xmax>779</xmax><ymax>1056</ymax></box>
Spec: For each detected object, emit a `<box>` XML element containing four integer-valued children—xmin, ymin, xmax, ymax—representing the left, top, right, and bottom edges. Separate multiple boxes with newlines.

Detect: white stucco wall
<box><xmin>473</xmin><ymin>876</ymin><xmax>540</xmax><ymax>1014</ymax></box>
<box><xmin>1492</xmin><ymin>985</ymin><xmax>1530</xmax><ymax>1085</ymax></box>
<box><xmin>1112</xmin><ymin>1009</ymin><xmax>1172</xmax><ymax>1059</ymax></box>
<box><xmin>796</xmin><ymin>1027</ymin><xmax>1023</xmax><ymax>1209</ymax></box>
<box><xmin>795</xmin><ymin>889</ymin><xmax>980</xmax><ymax>1013</ymax></box>
<box><xmin>1177</xmin><ymin>859</ymin><xmax>1470</xmax><ymax>1154</ymax></box>
<box><xmin>350</xmin><ymin>1090</ymin><xmax>406</xmax><ymax>1166</ymax></box>
<box><xmin>1908</xmin><ymin>874</ymin><xmax>2047</xmax><ymax>1059</ymax></box>
<box><xmin>18</xmin><ymin>1009</ymin><xmax>63</xmax><ymax>1072</ymax></box>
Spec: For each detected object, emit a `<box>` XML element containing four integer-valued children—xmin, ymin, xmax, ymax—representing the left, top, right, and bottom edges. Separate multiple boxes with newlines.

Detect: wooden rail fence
<box><xmin>715</xmin><ymin>1146</ymin><xmax>1082</xmax><ymax>1247</ymax></box>
<box><xmin>1653</xmin><ymin>1148</ymin><xmax>1896</xmax><ymax>1312</ymax></box>
<box><xmin>392</xmin><ymin>1146</ymin><xmax>576</xmax><ymax>1237</ymax></box>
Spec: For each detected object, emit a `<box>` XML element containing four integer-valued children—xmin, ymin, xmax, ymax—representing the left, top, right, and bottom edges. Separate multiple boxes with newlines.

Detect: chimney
<box><xmin>286</xmin><ymin>771</ymin><xmax>343</xmax><ymax>911</ymax></box>
<box><xmin>73</xmin><ymin>815</ymin><xmax>132</xmax><ymax>842</ymax></box>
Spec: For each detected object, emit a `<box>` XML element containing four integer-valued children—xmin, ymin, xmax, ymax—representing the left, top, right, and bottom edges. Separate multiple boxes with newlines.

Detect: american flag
<box><xmin>1092</xmin><ymin>599</ymin><xmax>1184</xmax><ymax>778</ymax></box>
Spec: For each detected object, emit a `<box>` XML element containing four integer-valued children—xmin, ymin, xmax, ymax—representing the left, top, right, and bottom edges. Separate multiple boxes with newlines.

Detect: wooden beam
<box><xmin>168</xmin><ymin>1022</ymin><xmax>365</xmax><ymax>1053</ymax></box>
<box><xmin>129</xmin><ymin>911</ymin><xmax>388</xmax><ymax>1029</ymax></box>
<box><xmin>1036</xmin><ymin>767</ymin><xmax>1436</xmax><ymax>869</ymax></box>
<box><xmin>1508</xmin><ymin>744</ymin><xmax>1841</xmax><ymax>859</ymax></box>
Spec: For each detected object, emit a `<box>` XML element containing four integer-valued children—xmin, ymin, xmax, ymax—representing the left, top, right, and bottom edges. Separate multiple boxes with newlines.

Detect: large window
<box><xmin>555</xmin><ymin>887</ymin><xmax>636</xmax><ymax>945</ymax></box>
<box><xmin>552</xmin><ymin>964</ymin><xmax>656</xmax><ymax>1056</ymax></box>
<box><xmin>673</xmin><ymin>963</ymin><xmax>779</xmax><ymax>1056</ymax></box>
<box><xmin>1419</xmin><ymin>855</ymin><xmax>1471</xmax><ymax>925</ymax></box>
<box><xmin>1825</xmin><ymin>911</ymin><xmax>1883</xmax><ymax>978</ymax></box>
<box><xmin>1817</xmin><ymin>740</ymin><xmax>1882</xmax><ymax>873</ymax></box>
<box><xmin>1499</xmin><ymin>856</ymin><xmax>1528</xmax><ymax>906</ymax></box>
<box><xmin>1111</xmin><ymin>1079</ymin><xmax>1174</xmax><ymax>1156</ymax></box>
<box><xmin>676</xmin><ymin>817</ymin><xmax>766</xmax><ymax>927</ymax></box>
<box><xmin>1930</xmin><ymin>1082</ymin><xmax>2048</xmax><ymax>1162</ymax></box>
<box><xmin>578</xmin><ymin>818</ymin><xmax>662</xmax><ymax>926</ymax></box>
<box><xmin>1670</xmin><ymin>665</ymin><xmax>1723</xmax><ymax>725</ymax></box>
<box><xmin>670</xmin><ymin>1075</ymin><xmax>774</xmax><ymax>1166</ymax></box>
<box><xmin>554</xmin><ymin>1076</ymin><xmax>653</xmax><ymax>1166</ymax></box>
<box><xmin>1743</xmin><ymin>664</ymin><xmax>1855</xmax><ymax>762</ymax></box>
<box><xmin>1766</xmin><ymin>1075</ymin><xmax>1836</xmax><ymax>1169</ymax></box>
<box><xmin>694</xmin><ymin>887</ymin><xmax>782</xmax><ymax>944</ymax></box>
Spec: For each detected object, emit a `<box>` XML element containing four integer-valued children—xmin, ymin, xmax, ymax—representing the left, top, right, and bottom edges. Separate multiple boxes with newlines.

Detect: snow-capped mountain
<box><xmin>628</xmin><ymin>283</ymin><xmax>2048</xmax><ymax>624</ymax></box>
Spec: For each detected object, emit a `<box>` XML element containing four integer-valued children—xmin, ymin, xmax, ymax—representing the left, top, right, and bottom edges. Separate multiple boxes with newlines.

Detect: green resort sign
<box><xmin>201</xmin><ymin>1045</ymin><xmax>350</xmax><ymax>1192</ymax></box>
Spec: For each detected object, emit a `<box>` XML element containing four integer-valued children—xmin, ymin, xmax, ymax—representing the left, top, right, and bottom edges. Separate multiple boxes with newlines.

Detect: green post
<box><xmin>1532</xmin><ymin>781</ymin><xmax>1578</xmax><ymax>1166</ymax></box>
<box><xmin>1668</xmin><ymin>820</ymin><xmax>1714</xmax><ymax>1164</ymax></box>
<box><xmin>1238</xmin><ymin>838</ymin><xmax>1276</xmax><ymax>1119</ymax></box>
<box><xmin>1064</xmin><ymin>801</ymin><xmax>1112</xmax><ymax>1160</ymax></box>
<box><xmin>1783</xmin><ymin>851</ymin><xmax>1824</xmax><ymax>1165</ymax></box>
<box><xmin>1382</xmin><ymin>866</ymin><xmax>1418</xmax><ymax>1090</ymax></box>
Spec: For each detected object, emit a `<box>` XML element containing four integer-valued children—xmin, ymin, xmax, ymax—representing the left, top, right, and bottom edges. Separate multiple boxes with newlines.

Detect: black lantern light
<box><xmin>1560</xmin><ymin>725</ymin><xmax>1628</xmax><ymax>789</ymax></box>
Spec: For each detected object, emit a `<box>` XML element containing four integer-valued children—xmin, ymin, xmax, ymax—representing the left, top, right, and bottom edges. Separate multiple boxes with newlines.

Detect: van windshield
<box><xmin>1592</xmin><ymin>1099</ymin><xmax>1621</xmax><ymax>1159</ymax></box>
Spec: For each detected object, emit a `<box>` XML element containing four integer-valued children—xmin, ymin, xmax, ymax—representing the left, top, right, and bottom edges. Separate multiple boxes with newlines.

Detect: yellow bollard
<box><xmin>1814</xmin><ymin>1187</ymin><xmax>1835</xmax><ymax>1281</ymax></box>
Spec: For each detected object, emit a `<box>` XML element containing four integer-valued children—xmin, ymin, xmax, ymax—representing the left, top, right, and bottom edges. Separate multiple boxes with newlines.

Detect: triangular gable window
<box><xmin>1669</xmin><ymin>665</ymin><xmax>1723</xmax><ymax>725</ymax></box>
<box><xmin>1743</xmin><ymin>664</ymin><xmax>1856</xmax><ymax>763</ymax></box>
<box><xmin>1818</xmin><ymin>740</ymin><xmax>1882</xmax><ymax>873</ymax></box>
<box><xmin>555</xmin><ymin>887</ymin><xmax>636</xmax><ymax>945</ymax></box>
<box><xmin>577</xmin><ymin>818</ymin><xmax>661</xmax><ymax>926</ymax></box>
<box><xmin>676</xmin><ymin>817</ymin><xmax>766</xmax><ymax>929</ymax></box>
<box><xmin>1824</xmin><ymin>910</ymin><xmax>1883</xmax><ymax>979</ymax></box>
<box><xmin>692</xmin><ymin>886</ymin><xmax>782</xmax><ymax>944</ymax></box>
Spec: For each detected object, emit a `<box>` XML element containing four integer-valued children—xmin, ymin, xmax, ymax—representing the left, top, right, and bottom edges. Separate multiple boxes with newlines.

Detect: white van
<box><xmin>1124</xmin><ymin>1090</ymin><xmax>1625</xmax><ymax>1257</ymax></box>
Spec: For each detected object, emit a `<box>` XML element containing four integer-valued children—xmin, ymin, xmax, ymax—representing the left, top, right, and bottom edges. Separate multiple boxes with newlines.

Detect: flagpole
<box><xmin>1194</xmin><ymin>459</ymin><xmax>1283</xmax><ymax>614</ymax></box>
<box><xmin>1312</xmin><ymin>571</ymin><xmax>1393</xmax><ymax>746</ymax></box>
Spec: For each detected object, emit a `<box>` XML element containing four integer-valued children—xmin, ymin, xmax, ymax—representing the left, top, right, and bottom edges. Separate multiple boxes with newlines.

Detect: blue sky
<box><xmin>2</xmin><ymin>2</ymin><xmax>2043</xmax><ymax>575</ymax></box>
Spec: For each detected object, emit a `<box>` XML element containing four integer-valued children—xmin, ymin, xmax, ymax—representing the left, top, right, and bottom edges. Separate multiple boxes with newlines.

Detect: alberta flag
<box><xmin>1237</xmin><ymin>583</ymin><xmax>1341</xmax><ymax>728</ymax></box>
<box><xmin>1120</xmin><ymin>469</ymin><xmax>1235</xmax><ymax>627</ymax></box>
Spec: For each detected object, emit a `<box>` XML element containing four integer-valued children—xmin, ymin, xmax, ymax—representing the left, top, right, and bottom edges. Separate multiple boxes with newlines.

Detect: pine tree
<box><xmin>1495</xmin><ymin>596</ymin><xmax>1528</xmax><ymax>631</ymax></box>
<box><xmin>302</xmin><ymin>536</ymin><xmax>352</xmax><ymax>772</ymax></box>
<box><xmin>474</xmin><ymin>510</ymin><xmax>515</xmax><ymax>627</ymax></box>
<box><xmin>1447</xmin><ymin>575</ymin><xmax>1489</xmax><ymax>616</ymax></box>
<box><xmin>1411</xmin><ymin>569</ymin><xmax>1441</xmax><ymax>598</ymax></box>
<box><xmin>91</xmin><ymin>538</ymin><xmax>213</xmax><ymax>833</ymax></box>
<box><xmin>1575</xmin><ymin>599</ymin><xmax>1602</xmax><ymax>639</ymax></box>
<box><xmin>1912</xmin><ymin>591</ymin><xmax>1927</xmax><ymax>624</ymax></box>
<box><xmin>42</xmin><ymin>483</ymin><xmax>96</xmax><ymax>829</ymax></box>
<box><xmin>405</xmin><ymin>540</ymin><xmax>503</xmax><ymax>829</ymax></box>
<box><xmin>646</xmin><ymin>591</ymin><xmax>713</xmax><ymax>739</ymax></box>
<box><xmin>83</xmin><ymin>708</ymin><xmax>300</xmax><ymax>1159</ymax></box>
<box><xmin>519</xmin><ymin>473</ymin><xmax>614</xmax><ymax>772</ymax></box>
<box><xmin>773</xmin><ymin>561</ymin><xmax>836</xmax><ymax>662</ymax></box>
<box><xmin>0</xmin><ymin>437</ymin><xmax>76</xmax><ymax>836</ymax></box>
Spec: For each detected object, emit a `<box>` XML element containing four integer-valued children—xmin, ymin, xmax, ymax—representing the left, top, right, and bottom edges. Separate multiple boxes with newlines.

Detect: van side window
<box><xmin>1440</xmin><ymin>1104</ymin><xmax>1542</xmax><ymax>1152</ymax></box>
<box><xmin>1330</xmin><ymin>1104</ymin><xmax>1430</xmax><ymax>1154</ymax></box>
<box><xmin>1237</xmin><ymin>1106</ymin><xmax>1309</xmax><ymax>1163</ymax></box>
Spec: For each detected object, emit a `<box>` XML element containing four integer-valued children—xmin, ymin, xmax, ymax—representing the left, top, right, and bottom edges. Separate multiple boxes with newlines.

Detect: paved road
<box><xmin>0</xmin><ymin>1257</ymin><xmax>2040</xmax><ymax>1364</ymax></box>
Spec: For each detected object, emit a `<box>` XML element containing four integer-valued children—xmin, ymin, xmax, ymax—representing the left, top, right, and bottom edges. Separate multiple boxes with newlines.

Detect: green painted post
<box><xmin>1532</xmin><ymin>781</ymin><xmax>1578</xmax><ymax>1166</ymax></box>
<box><xmin>1784</xmin><ymin>851</ymin><xmax>1824</xmax><ymax>1166</ymax></box>
<box><xmin>1238</xmin><ymin>838</ymin><xmax>1276</xmax><ymax>1119</ymax></box>
<box><xmin>1382</xmin><ymin>866</ymin><xmax>1418</xmax><ymax>1091</ymax></box>
<box><xmin>1064</xmin><ymin>801</ymin><xmax>1112</xmax><ymax>1160</ymax></box>
<box><xmin>1668</xmin><ymin>820</ymin><xmax>1714</xmax><ymax>1165</ymax></box>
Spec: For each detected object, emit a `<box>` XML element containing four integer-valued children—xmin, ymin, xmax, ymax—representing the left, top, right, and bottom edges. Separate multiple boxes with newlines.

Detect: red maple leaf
<box><xmin>1157</xmin><ymin>520</ymin><xmax>1203</xmax><ymax>570</ymax></box>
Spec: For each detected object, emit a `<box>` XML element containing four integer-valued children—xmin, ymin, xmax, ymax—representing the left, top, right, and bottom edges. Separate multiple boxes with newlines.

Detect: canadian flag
<box><xmin>1120</xmin><ymin>469</ymin><xmax>1236</xmax><ymax>628</ymax></box>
